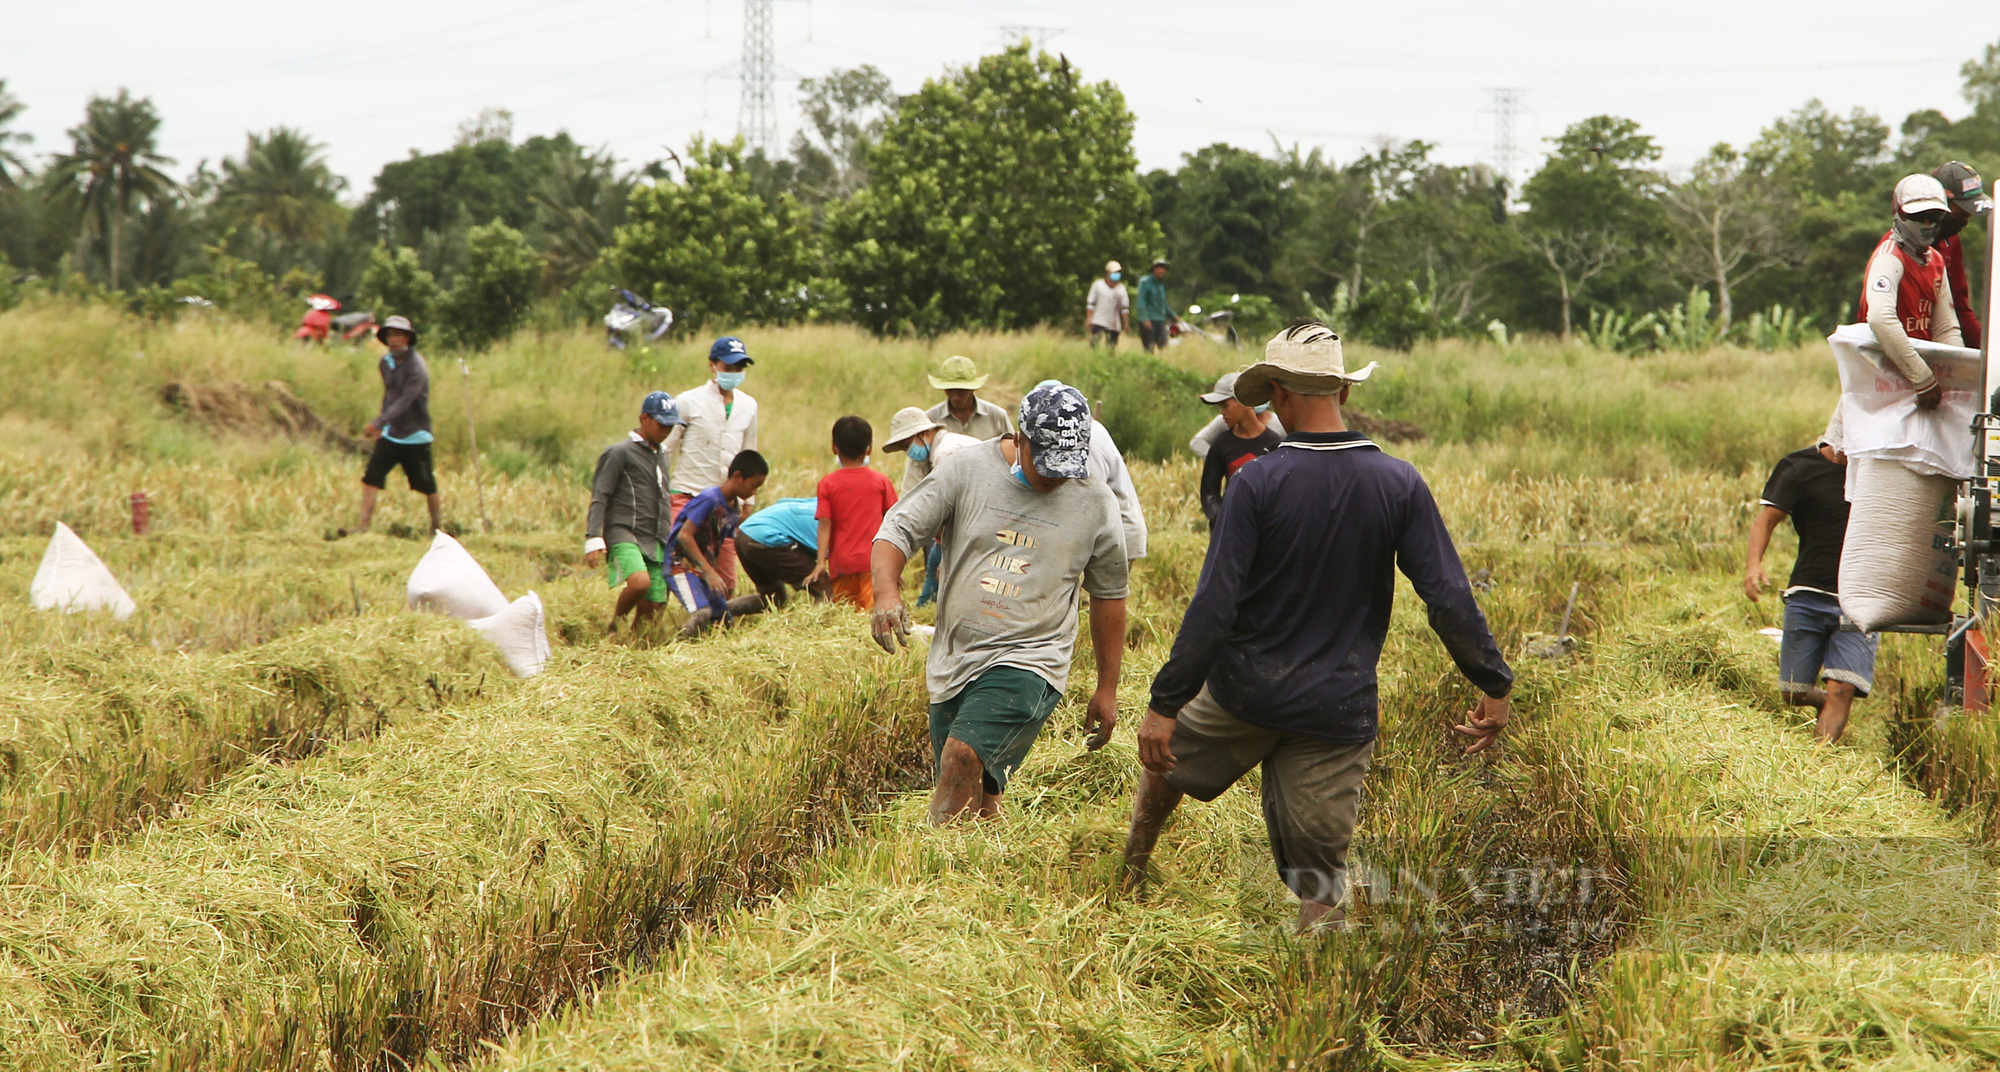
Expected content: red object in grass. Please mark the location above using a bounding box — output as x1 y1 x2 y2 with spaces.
295 308 333 342
130 491 151 535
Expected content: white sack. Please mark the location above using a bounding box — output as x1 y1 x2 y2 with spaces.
406 531 509 620
468 592 551 677
1829 323 1980 480
29 522 136 620
1837 456 1958 631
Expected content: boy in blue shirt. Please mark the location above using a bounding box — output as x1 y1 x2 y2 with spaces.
668 450 769 637
736 496 830 609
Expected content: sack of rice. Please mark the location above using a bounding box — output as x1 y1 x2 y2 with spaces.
1837 456 1957 630
30 522 136 620
406 531 509 620
468 592 551 677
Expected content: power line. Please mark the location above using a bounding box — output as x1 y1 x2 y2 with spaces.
995 25 1063 50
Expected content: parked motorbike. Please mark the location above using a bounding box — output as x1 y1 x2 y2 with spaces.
1181 302 1240 348
333 310 379 343
295 294 341 343
605 288 673 350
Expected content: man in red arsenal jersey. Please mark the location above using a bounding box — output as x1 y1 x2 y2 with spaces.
1931 161 1991 350
1859 173 1964 412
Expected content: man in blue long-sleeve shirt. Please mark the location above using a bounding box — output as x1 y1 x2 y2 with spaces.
1122 321 1514 932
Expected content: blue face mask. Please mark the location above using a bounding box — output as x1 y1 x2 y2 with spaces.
715 369 747 391
1109 272 1122 282
907 443 931 463
1254 403 1271 415
1010 462 1032 489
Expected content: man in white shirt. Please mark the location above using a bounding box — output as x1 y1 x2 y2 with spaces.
1085 260 1130 348
664 335 759 593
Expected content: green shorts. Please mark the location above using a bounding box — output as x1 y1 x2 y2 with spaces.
606 541 667 603
929 666 1063 795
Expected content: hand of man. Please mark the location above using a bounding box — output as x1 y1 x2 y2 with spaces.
362 423 382 441
870 597 912 653
1084 688 1118 751
1137 709 1177 773
702 568 725 594
1454 694 1511 754
1917 382 1944 411
584 549 605 570
1743 564 1768 602
803 561 827 587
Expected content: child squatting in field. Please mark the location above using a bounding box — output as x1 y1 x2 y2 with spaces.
583 391 685 636
668 449 770 638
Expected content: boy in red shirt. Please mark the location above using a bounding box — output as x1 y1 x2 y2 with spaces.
807 415 898 608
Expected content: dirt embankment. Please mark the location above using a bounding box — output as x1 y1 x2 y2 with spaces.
161 381 366 454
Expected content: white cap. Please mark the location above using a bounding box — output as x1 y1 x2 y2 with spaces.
883 405 942 450
1892 173 1951 216
1105 260 1122 274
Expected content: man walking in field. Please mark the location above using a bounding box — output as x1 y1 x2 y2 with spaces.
666 336 759 594
872 381 1129 824
926 356 1014 441
1744 426 1874 743
1122 321 1514 933
1085 260 1130 348
1135 258 1174 353
584 391 684 635
1929 161 1989 349
342 315 440 536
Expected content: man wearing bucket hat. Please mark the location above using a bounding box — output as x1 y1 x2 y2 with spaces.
341 315 440 536
1931 161 1991 349
883 406 985 605
1123 321 1514 932
872 381 1130 824
1085 260 1130 348
1857 174 1965 413
664 335 759 593
926 356 1014 442
584 391 685 635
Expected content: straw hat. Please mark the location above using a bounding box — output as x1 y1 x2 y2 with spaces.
928 355 988 390
1232 322 1378 406
883 406 942 450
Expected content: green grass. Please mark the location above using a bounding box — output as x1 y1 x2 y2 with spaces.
4 296 1996 1070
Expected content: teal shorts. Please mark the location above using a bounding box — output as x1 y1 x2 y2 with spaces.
606 542 667 603
929 666 1063 795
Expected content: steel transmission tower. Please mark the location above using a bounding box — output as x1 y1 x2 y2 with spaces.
997 24 1063 50
739 0 778 155
1484 87 1526 189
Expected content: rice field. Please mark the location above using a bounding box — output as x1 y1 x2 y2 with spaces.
3 298 1997 1069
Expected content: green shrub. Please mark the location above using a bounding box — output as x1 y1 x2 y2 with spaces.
355 244 442 337
438 219 543 350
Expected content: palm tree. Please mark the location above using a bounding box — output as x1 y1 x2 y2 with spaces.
48 89 177 289
217 127 345 245
0 80 32 188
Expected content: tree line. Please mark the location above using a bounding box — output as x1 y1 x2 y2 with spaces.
1 41 1997 351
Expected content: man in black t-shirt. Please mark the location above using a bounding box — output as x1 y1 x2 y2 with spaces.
1197 372 1285 528
1744 437 1877 743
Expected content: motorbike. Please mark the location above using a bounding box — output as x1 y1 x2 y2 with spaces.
295 294 341 343
1180 302 1240 348
333 310 379 343
605 288 673 350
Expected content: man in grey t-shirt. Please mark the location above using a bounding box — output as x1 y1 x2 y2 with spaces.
872 381 1130 823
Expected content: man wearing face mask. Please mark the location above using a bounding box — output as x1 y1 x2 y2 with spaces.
1085 260 1130 348
1858 174 1963 413
871 382 1129 824
665 336 760 594
1931 161 1991 350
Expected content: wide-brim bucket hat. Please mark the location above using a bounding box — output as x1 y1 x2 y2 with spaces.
884 406 942 450
376 314 418 345
1232 322 1378 407
928 355 988 390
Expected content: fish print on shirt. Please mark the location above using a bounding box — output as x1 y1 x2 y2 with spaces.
977 527 1034 604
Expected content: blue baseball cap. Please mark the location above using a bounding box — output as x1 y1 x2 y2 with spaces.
640 390 685 426
1018 380 1092 480
708 336 753 366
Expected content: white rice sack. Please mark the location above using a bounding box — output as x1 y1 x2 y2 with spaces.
406 531 509 620
1829 323 1980 479
30 522 136 620
468 592 551 677
1838 456 1958 630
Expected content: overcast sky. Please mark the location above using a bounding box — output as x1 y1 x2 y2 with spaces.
9 0 1999 195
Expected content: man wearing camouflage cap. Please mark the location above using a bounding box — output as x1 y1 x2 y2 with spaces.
871 381 1129 824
